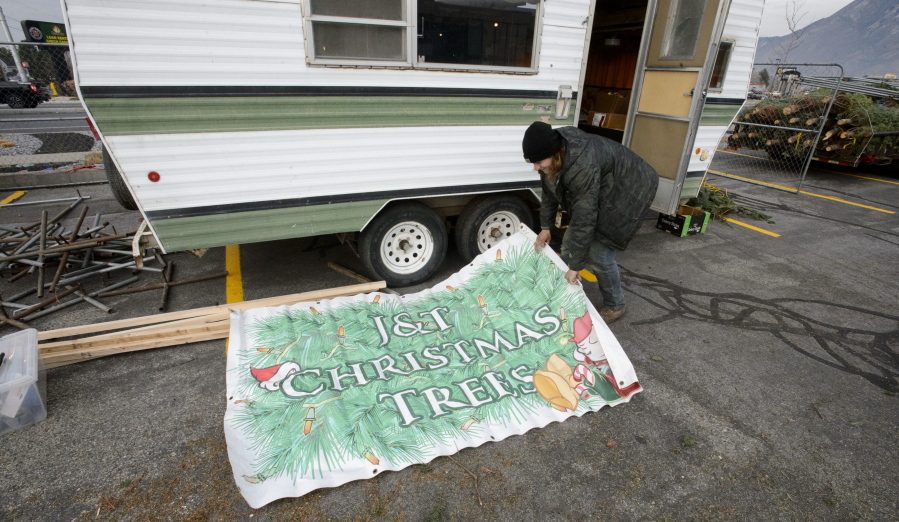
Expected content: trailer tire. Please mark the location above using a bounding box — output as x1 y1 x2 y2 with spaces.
360 202 447 287
102 145 138 211
455 195 534 262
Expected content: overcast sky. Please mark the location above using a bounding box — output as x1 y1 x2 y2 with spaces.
1 0 856 42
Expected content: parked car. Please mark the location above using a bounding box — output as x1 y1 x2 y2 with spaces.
0 81 51 108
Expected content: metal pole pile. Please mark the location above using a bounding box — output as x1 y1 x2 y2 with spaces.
0 194 225 330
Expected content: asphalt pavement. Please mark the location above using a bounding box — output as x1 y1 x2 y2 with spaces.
0 162 897 520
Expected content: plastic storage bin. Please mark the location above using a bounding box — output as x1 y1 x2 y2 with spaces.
0 329 46 436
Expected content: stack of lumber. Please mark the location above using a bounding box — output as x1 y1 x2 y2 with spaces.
38 281 384 369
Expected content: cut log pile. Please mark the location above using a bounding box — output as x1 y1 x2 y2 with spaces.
727 89 899 164
37 281 384 369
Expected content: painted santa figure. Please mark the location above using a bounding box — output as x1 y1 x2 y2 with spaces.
568 311 639 401
250 362 300 391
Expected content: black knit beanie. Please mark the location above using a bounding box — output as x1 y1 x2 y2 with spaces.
522 121 562 163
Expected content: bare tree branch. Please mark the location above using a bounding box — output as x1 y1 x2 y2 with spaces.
773 0 809 63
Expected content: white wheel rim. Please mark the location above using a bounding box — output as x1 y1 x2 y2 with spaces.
476 211 521 252
380 221 435 275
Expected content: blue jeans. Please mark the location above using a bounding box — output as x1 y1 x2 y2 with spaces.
561 238 626 311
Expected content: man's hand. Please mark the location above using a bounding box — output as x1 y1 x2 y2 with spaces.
564 269 580 285
534 229 552 252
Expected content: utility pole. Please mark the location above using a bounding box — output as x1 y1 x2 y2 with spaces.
0 7 29 82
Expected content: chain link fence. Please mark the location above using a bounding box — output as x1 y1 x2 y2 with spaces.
708 63 844 193
0 42 101 175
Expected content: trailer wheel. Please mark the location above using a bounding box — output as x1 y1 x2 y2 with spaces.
5 94 26 109
102 145 138 211
455 195 534 262
360 202 447 287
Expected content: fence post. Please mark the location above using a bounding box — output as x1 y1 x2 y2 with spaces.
0 7 28 81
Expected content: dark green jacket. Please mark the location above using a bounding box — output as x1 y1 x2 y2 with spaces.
540 127 659 271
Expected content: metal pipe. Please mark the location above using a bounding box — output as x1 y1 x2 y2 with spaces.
24 276 139 321
736 121 818 133
0 228 43 270
0 41 68 47
0 196 92 208
56 263 132 286
11 285 80 320
92 248 138 256
50 205 90 293
0 234 129 263
82 214 102 269
98 271 228 298
0 180 108 191
37 211 47 298
70 284 112 314
7 266 31 284
14 258 45 268
92 260 163 273
797 65 844 192
0 315 31 331
159 262 175 311
56 262 105 280
78 223 110 238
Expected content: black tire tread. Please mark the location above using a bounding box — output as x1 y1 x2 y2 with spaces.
455 194 534 261
359 202 448 287
102 145 138 211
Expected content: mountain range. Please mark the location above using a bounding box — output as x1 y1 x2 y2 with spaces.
754 0 899 77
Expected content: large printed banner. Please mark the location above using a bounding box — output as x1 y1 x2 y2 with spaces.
225 228 641 508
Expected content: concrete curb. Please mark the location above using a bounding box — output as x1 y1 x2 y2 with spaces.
0 107 86 116
0 168 108 189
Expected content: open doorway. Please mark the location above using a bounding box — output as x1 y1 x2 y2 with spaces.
578 0 649 143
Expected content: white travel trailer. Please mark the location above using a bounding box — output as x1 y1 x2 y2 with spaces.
62 0 765 285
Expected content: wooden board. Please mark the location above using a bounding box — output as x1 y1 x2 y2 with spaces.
38 281 385 368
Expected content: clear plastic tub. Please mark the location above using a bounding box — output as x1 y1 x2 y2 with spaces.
0 329 46 436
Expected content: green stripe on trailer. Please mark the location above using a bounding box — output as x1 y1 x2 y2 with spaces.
150 199 388 252
679 174 706 199
699 103 742 126
87 96 575 136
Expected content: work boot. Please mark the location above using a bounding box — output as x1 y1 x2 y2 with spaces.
599 307 627 324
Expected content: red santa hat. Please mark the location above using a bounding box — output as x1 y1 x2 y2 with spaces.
568 311 594 344
250 361 300 391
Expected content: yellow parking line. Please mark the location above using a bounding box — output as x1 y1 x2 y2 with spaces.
722 217 781 237
815 168 899 186
0 191 27 205
715 148 777 163
708 170 895 214
225 244 244 304
718 150 899 186
224 244 244 353
578 269 597 282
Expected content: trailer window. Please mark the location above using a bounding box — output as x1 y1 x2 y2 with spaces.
417 0 537 69
304 0 539 71
660 0 708 61
708 41 733 91
307 0 409 63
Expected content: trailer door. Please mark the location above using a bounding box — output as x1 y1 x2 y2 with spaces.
624 0 732 215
